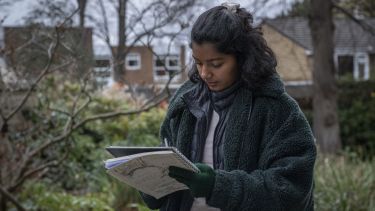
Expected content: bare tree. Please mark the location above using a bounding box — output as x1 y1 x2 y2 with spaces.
90 0 196 85
0 0 200 209
338 0 375 17
114 0 127 84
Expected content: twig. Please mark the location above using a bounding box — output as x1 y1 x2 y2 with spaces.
10 152 68 192
74 89 169 129
4 8 80 122
4 36 59 122
333 2 375 37
5 8 80 190
0 185 26 211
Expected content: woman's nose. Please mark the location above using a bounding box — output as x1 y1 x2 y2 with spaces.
200 65 212 80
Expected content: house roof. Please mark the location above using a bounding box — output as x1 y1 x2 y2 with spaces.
263 17 375 53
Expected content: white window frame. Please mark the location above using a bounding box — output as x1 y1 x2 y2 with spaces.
125 53 141 70
153 55 181 83
334 52 370 80
354 52 369 80
166 55 179 69
94 59 111 72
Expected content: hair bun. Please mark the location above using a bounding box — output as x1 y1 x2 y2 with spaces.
221 2 240 13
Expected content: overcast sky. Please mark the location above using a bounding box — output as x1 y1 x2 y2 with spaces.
1 0 296 24
1 0 297 55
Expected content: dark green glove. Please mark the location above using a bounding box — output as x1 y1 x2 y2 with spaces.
168 163 216 198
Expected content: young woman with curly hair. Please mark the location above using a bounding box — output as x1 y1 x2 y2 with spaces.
141 3 316 211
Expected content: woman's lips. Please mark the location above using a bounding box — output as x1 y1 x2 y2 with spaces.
206 81 218 86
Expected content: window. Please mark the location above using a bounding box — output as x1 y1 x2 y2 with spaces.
153 55 181 82
338 55 354 80
154 56 167 77
155 58 165 67
93 59 111 88
94 59 111 75
125 53 141 70
96 75 111 88
354 53 369 80
95 59 110 68
336 53 370 81
167 56 179 68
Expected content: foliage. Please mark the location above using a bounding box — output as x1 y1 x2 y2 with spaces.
279 0 375 18
14 78 375 210
279 0 310 18
14 77 167 209
337 0 375 17
15 182 114 211
314 152 375 211
302 81 375 156
125 108 166 146
111 182 145 210
52 106 165 207
337 81 375 157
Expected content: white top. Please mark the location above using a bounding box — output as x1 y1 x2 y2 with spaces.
190 111 220 211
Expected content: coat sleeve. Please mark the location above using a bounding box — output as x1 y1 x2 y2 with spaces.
139 192 167 210
206 105 317 211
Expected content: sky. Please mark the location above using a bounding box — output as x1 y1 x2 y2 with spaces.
1 0 296 24
0 0 297 56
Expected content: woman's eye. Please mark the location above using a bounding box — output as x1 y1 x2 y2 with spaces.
211 63 222 68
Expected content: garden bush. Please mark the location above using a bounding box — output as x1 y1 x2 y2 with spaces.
302 81 375 157
314 152 375 211
16 182 114 211
338 81 375 157
15 83 166 210
14 78 374 210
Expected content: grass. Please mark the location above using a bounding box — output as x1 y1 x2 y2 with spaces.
314 152 375 211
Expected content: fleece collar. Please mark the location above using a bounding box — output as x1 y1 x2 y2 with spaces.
252 74 285 98
167 74 285 118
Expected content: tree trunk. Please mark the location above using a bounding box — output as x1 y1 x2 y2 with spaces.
309 0 342 153
0 196 6 211
114 0 127 84
77 0 87 28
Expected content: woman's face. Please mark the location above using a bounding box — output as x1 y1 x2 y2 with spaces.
192 42 238 91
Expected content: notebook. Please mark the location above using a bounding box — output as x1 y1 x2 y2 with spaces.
105 146 198 199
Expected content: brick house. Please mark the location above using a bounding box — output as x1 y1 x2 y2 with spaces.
262 17 375 98
2 26 94 85
94 45 187 88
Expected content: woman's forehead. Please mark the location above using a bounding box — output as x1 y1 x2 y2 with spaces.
191 42 226 60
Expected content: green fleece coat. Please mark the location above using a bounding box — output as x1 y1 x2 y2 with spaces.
142 76 317 211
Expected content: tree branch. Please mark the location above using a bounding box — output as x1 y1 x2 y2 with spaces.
0 185 26 211
3 8 80 192
333 2 375 36
4 8 80 122
10 152 68 192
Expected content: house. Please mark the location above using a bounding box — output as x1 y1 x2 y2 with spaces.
262 17 375 99
2 26 94 85
93 45 187 89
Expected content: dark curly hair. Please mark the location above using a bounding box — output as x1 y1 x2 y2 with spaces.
188 5 277 89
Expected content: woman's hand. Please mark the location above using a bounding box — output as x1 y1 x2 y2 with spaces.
168 163 216 198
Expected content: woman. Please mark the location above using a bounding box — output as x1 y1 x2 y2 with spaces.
141 2 316 211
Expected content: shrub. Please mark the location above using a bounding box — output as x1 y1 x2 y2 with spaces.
16 182 114 211
302 81 375 156
337 81 375 156
314 152 375 211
